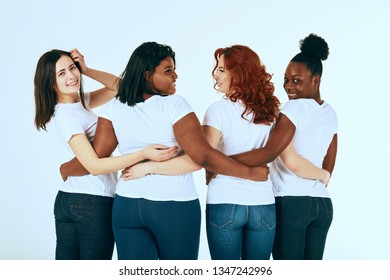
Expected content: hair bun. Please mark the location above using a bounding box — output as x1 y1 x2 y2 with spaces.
299 33 329 61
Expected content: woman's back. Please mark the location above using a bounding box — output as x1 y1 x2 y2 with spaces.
203 98 274 206
101 94 198 201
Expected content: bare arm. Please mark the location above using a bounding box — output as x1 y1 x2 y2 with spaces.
121 154 201 180
120 121 226 179
60 117 177 178
279 141 330 184
230 113 296 166
70 49 119 109
322 134 338 175
172 113 268 181
60 117 119 179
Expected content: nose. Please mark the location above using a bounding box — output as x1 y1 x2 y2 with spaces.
66 70 77 80
284 81 292 91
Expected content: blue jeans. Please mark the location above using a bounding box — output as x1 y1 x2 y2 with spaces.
206 203 276 260
54 191 114 260
272 196 333 260
112 195 201 260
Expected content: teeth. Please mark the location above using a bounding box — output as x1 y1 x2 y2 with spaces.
67 81 78 86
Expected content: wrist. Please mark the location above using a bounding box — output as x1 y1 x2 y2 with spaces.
321 170 330 184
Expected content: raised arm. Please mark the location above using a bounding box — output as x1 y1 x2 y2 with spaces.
279 141 330 184
172 112 268 181
70 49 119 109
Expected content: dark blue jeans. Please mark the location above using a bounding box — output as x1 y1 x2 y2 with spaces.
54 191 114 260
206 203 276 260
112 195 201 260
272 196 333 260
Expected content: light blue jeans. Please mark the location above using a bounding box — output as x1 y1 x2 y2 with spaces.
206 203 276 260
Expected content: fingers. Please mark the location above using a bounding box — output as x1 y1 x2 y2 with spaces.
149 144 178 150
155 146 178 161
69 48 85 64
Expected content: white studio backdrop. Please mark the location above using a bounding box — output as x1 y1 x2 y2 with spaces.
0 0 389 260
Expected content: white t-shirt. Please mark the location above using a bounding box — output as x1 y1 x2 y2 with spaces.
271 99 338 198
202 98 275 206
53 93 117 197
99 94 198 202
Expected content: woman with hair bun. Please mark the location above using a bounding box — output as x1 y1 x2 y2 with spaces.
229 34 338 259
271 34 338 260
122 44 331 260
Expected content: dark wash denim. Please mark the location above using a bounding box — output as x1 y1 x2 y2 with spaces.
112 195 201 260
54 191 114 260
206 203 276 260
272 196 333 260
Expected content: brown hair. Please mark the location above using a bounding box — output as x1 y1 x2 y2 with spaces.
34 50 86 131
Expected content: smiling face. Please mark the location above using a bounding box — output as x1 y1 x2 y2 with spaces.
283 61 321 103
213 54 232 95
148 56 178 95
55 55 81 103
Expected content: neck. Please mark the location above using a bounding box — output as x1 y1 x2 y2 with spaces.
57 92 79 104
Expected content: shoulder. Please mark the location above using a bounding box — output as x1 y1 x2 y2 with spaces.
282 99 317 113
160 94 192 110
322 101 337 114
162 94 187 104
53 104 78 120
206 98 231 111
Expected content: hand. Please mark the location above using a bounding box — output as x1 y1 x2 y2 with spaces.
321 170 331 186
142 144 178 162
205 170 217 185
249 165 270 181
69 48 88 74
121 162 150 181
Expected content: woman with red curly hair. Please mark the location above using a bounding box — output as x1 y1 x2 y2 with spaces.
121 45 328 260
200 45 279 260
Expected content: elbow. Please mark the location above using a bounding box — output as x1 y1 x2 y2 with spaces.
283 158 299 173
189 153 211 167
189 156 206 167
89 168 105 176
186 148 209 167
85 165 103 176
192 164 202 172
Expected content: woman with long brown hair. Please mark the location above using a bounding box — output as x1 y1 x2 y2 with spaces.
34 49 176 259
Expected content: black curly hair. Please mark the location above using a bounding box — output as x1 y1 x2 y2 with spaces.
291 33 329 77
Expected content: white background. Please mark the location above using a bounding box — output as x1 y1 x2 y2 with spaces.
1 0 389 260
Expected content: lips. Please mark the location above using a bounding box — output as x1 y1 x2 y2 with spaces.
67 79 79 87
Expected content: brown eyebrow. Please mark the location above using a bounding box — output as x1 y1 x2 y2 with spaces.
56 63 76 75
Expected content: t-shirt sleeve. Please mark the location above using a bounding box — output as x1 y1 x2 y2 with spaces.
166 95 194 125
97 99 115 121
202 102 223 133
331 108 338 135
56 112 85 144
280 100 305 128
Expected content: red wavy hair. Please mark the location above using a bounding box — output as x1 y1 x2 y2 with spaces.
213 45 280 125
